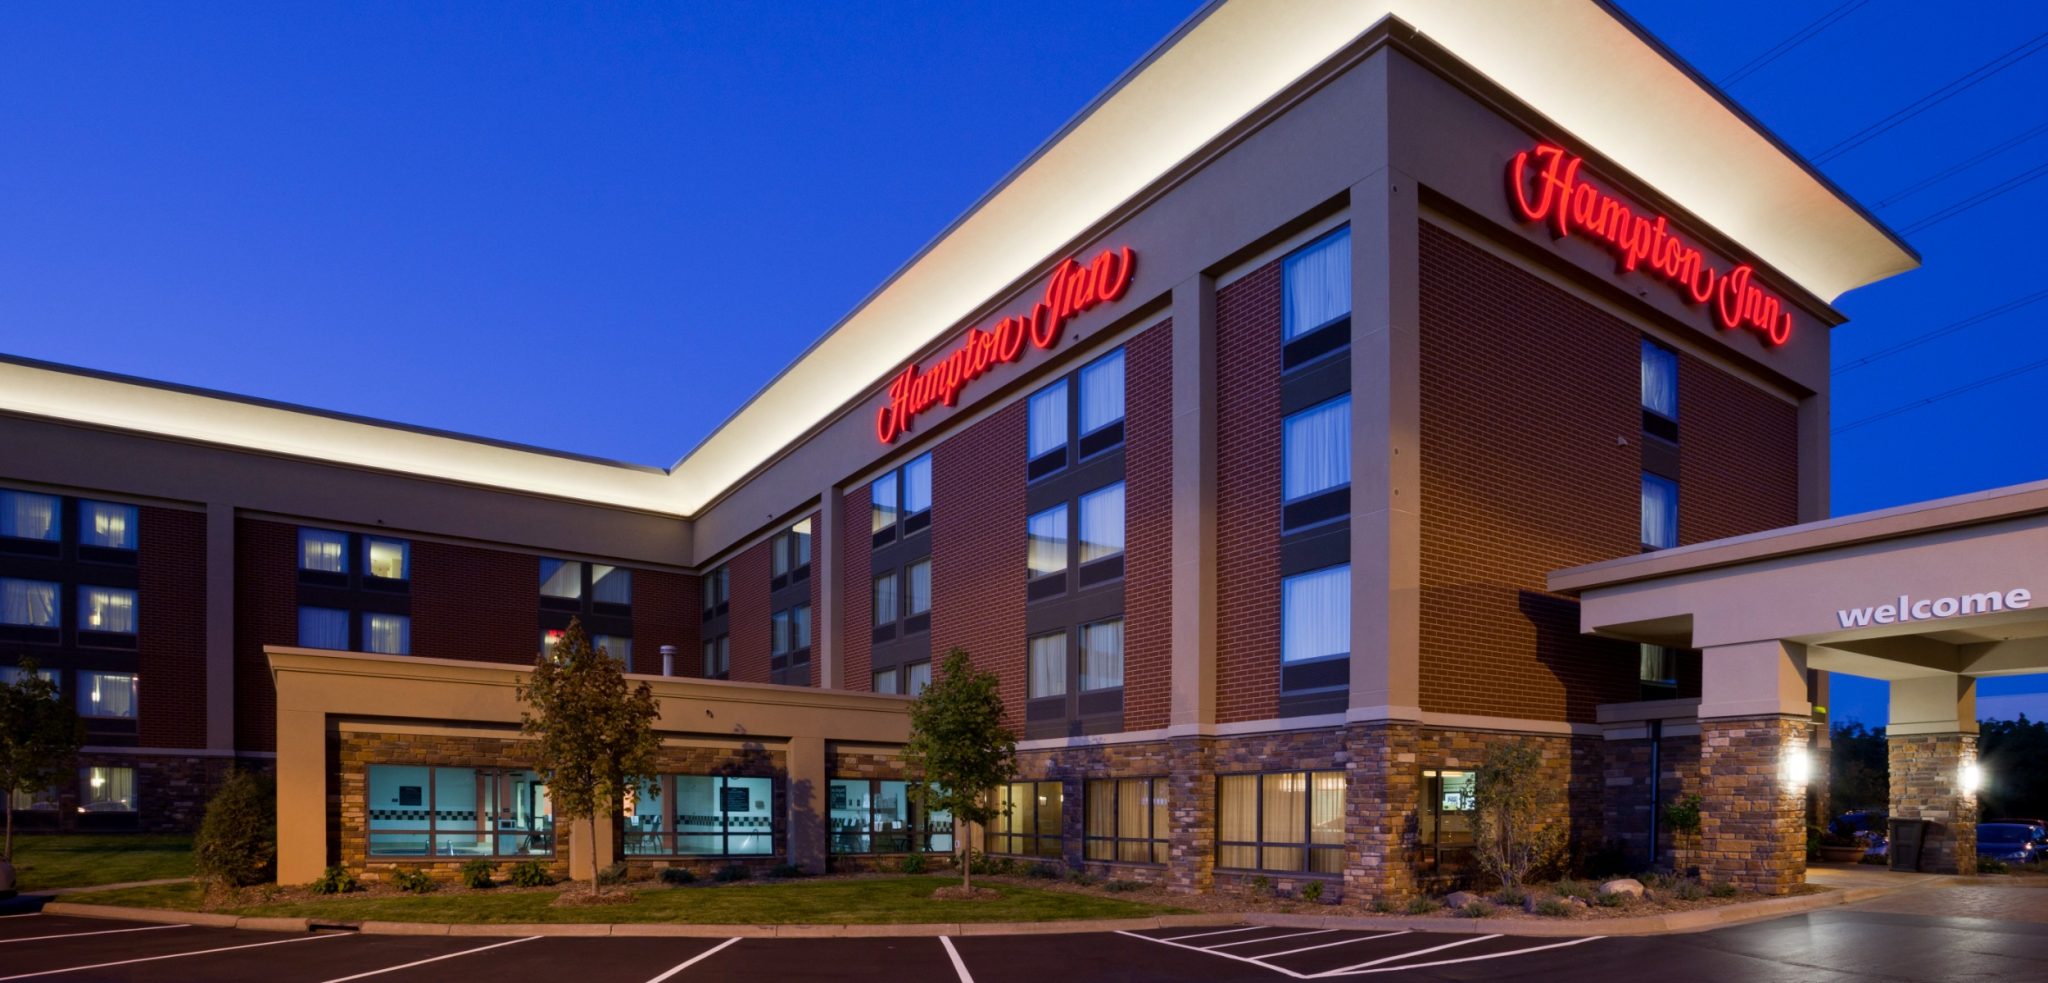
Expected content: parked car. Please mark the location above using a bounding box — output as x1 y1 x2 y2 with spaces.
1832 811 1889 858
1976 823 2041 864
1986 819 2048 846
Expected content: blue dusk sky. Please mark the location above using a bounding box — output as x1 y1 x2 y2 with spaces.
2 2 2042 726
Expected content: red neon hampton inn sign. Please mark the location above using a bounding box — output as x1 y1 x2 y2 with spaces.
1508 143 1795 346
875 246 1136 444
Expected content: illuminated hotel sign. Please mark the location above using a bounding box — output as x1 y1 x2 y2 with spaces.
1507 143 1794 347
875 246 1136 444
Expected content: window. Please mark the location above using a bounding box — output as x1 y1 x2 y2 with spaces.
1080 619 1124 692
1283 228 1351 340
1421 769 1477 869
79 501 138 550
1281 565 1349 664
1641 339 1678 420
773 520 812 578
905 559 932 616
1027 506 1068 578
703 567 729 614
1085 777 1167 864
1028 632 1067 698
365 538 409 580
0 665 58 689
299 528 348 573
773 605 812 657
989 781 1063 857
703 635 730 678
829 778 951 854
772 610 792 656
1641 474 1678 549
1028 380 1068 460
903 454 933 516
363 613 410 655
80 766 135 813
592 565 632 605
366 765 552 858
1283 396 1351 503
905 660 932 697
873 573 898 626
299 607 348 649
78 587 137 635
1217 771 1344 873
78 671 137 718
594 634 632 665
1077 483 1125 562
871 472 900 533
872 669 899 694
625 775 774 857
1079 348 1126 436
1 490 60 542
1 578 60 628
1640 643 1678 690
538 558 581 599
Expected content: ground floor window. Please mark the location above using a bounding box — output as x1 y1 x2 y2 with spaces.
1084 777 1166 864
79 766 135 812
988 781 1063 857
828 779 952 854
625 775 774 857
1420 769 1477 869
365 765 552 858
1217 771 1343 873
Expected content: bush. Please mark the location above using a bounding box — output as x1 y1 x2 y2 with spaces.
1710 881 1739 899
194 770 277 888
1065 870 1097 887
767 863 806 879
309 866 359 895
1370 897 1400 914
1595 889 1629 908
1535 898 1575 917
1246 874 1275 897
596 862 629 887
658 867 697 886
458 860 496 889
1299 881 1325 904
1494 883 1526 907
1404 896 1441 915
1104 880 1144 893
1026 862 1061 880
1979 857 2011 875
1552 878 1592 901
1662 794 1703 837
507 861 552 888
1672 879 1707 901
1460 899 1496 918
968 855 1015 876
713 863 750 883
390 868 436 894
898 853 929 875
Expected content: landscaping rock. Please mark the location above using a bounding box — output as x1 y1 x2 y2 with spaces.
1443 891 1479 909
1598 878 1645 899
1569 896 1590 908
1523 894 1542 914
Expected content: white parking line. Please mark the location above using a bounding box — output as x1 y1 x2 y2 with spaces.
1116 929 1311 978
644 937 742 982
1262 930 1411 959
1208 929 1336 949
1313 934 1500 975
1317 936 1605 976
940 936 976 983
0 930 343 981
0 914 45 919
1161 925 1268 942
0 923 186 945
318 935 539 983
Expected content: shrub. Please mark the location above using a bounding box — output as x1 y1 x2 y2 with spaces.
1473 740 1566 896
1405 896 1441 915
898 853 929 875
713 863 750 883
659 867 696 886
193 770 277 888
1104 880 1144 893
1246 874 1274 897
1595 889 1629 908
390 868 436 894
1494 883 1526 907
596 862 630 886
507 861 552 888
1710 881 1739 899
1370 897 1400 914
1535 898 1575 917
1065 870 1097 887
1979 857 2011 875
1299 881 1325 904
1460 899 1496 918
767 863 806 879
1673 879 1707 902
456 859 496 889
1552 878 1592 901
309 866 359 895
1662 794 1703 837
1026 861 1061 880
968 854 1015 876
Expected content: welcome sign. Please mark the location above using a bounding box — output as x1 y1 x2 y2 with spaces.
1836 587 2032 629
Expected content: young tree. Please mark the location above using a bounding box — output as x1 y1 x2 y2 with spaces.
517 619 661 897
905 648 1016 893
1473 739 1565 895
1 658 82 882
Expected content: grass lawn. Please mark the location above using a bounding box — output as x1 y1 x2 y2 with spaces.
5 834 193 891
69 875 1188 924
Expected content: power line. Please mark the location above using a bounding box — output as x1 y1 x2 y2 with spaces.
1834 286 2048 374
1719 0 1871 88
1876 119 2048 208
1834 350 2048 434
1811 29 2048 164
1899 156 2048 234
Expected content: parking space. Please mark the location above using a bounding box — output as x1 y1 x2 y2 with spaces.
1109 924 1606 979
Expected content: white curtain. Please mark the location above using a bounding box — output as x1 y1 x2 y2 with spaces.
1 578 58 627
298 606 348 649
1282 564 1350 663
1218 775 1258 869
1079 348 1126 434
1641 339 1678 419
1078 482 1125 562
870 472 899 532
905 660 931 696
793 605 811 650
1080 619 1124 691
80 502 137 549
873 573 898 625
1028 380 1068 458
0 491 58 541
907 560 931 615
1028 633 1067 698
903 455 932 514
1641 474 1679 548
1027 506 1067 576
366 538 408 579
872 669 899 694
300 528 348 572
1283 396 1351 501
1283 228 1351 339
81 672 137 718
595 635 632 664
771 610 791 655
1640 643 1676 685
538 558 582 598
80 587 137 633
364 613 410 655
592 565 632 605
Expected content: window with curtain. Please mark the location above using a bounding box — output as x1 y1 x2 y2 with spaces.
1085 777 1167 864
792 605 811 651
1028 632 1067 698
905 559 932 616
772 610 791 655
1641 339 1678 420
0 665 58 689
81 766 135 812
594 634 632 664
1 578 60 628
1640 643 1678 687
1028 379 1069 459
298 606 348 649
363 613 410 655
1641 474 1679 549
703 568 729 613
905 660 932 697
78 501 137 549
790 518 813 568
78 671 137 718
365 538 409 580
903 454 933 514
1078 482 1125 562
703 635 730 677
1216 770 1345 873
1027 505 1068 577
1080 618 1124 691
624 774 774 857
1282 396 1351 502
1079 348 1126 436
538 558 581 598
1282 565 1350 664
0 490 59 541
1283 228 1352 340
366 765 552 857
871 472 900 532
591 565 632 605
79 586 137 634
988 781 1063 856
872 669 899 694
873 573 898 626
299 528 348 573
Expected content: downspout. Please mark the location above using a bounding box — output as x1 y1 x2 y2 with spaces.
1649 718 1663 867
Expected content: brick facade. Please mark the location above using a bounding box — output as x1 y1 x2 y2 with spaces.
412 539 539 666
1121 319 1174 732
727 539 772 684
840 487 873 690
137 506 208 749
930 400 1028 728
232 518 299 752
1214 260 1284 724
1888 732 1978 874
631 569 699 677
1677 352 1801 545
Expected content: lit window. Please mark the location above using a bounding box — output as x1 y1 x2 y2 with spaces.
1281 565 1349 664
79 587 137 634
906 559 932 616
903 455 933 515
1028 380 1068 459
791 518 813 568
1028 632 1067 698
872 669 899 694
873 573 898 626
905 660 932 697
1283 396 1351 502
829 778 953 855
1085 777 1167 864
989 781 1063 857
627 775 775 857
299 607 348 649
1421 770 1478 867
871 472 900 533
540 629 563 660
539 558 582 599
1640 644 1678 688
1642 474 1679 549
595 634 632 665
365 538 409 580
0 490 60 541
1079 348 1126 436
363 613 410 655
79 501 138 549
1642 339 1678 420
81 766 135 813
78 671 137 719
1218 771 1345 873
1283 228 1351 340
1080 618 1124 691
1027 506 1067 577
367 765 552 858
299 528 348 573
0 578 60 628
592 565 632 605
0 665 58 690
1077 483 1125 562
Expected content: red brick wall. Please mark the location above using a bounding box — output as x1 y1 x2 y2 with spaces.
1214 261 1284 724
631 569 699 677
412 540 538 665
931 400 1027 729
728 540 771 683
232 518 298 751
1122 319 1174 731
1678 354 1800 545
840 487 872 690
137 506 207 748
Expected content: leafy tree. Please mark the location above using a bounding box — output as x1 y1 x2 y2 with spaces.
1473 739 1565 895
905 648 1016 892
1828 721 1889 818
194 769 277 887
517 619 661 896
1 658 81 865
1980 715 2048 820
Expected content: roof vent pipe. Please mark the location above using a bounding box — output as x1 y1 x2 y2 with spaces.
659 645 677 677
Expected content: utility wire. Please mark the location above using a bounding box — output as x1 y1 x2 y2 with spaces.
1811 29 2048 164
1834 286 2048 374
1877 119 2048 208
1899 156 2048 234
1834 350 2048 434
1719 0 1872 88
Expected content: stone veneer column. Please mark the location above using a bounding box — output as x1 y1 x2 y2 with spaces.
787 736 828 873
1166 737 1216 894
1888 674 1978 874
1344 721 1420 902
1697 715 1811 894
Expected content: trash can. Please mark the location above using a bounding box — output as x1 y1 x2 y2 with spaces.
1890 818 1931 872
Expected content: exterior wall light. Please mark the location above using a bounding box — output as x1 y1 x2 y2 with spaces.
1961 761 1982 795
1783 746 1811 789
